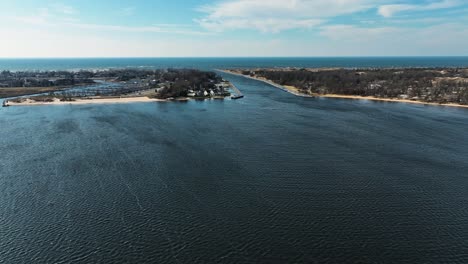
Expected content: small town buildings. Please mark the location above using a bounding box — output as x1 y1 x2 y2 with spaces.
187 90 196 97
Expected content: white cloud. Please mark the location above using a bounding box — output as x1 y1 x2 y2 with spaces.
52 3 77 15
318 23 468 55
119 7 136 16
14 15 49 25
320 25 399 41
199 0 376 18
3 0 467 57
197 0 377 33
0 27 294 57
378 0 460 17
65 22 211 35
11 5 78 26
12 7 49 25
38 8 50 17
7 6 209 36
378 4 414 17
197 18 323 33
1 22 467 57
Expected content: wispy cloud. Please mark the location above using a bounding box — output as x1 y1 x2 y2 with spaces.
52 3 77 15
119 7 136 16
2 22 467 57
196 0 376 33
13 7 50 25
3 0 468 57
14 15 49 25
197 18 323 33
378 0 461 18
12 4 79 26
65 22 212 35
197 0 465 32
320 25 400 41
318 22 468 55
9 13 210 36
7 3 210 36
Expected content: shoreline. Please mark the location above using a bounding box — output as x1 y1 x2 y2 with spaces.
4 95 230 107
5 96 167 106
219 69 468 109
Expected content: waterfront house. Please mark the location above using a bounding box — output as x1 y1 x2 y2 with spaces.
187 90 196 97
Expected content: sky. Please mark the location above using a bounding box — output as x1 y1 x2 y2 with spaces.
0 0 467 57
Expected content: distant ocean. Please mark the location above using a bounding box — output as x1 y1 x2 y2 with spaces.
0 57 468 71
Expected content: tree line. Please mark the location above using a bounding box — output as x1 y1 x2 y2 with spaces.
248 68 468 105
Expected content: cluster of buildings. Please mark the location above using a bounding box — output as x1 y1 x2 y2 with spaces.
187 82 231 97
0 69 236 100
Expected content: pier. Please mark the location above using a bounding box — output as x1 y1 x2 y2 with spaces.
229 82 244 100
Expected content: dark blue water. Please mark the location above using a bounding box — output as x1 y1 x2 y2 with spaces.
1 60 468 263
1 57 468 71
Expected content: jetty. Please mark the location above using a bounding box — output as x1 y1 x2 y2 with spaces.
229 82 244 100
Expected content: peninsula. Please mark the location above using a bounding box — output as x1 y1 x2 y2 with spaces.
222 68 468 108
1 69 232 106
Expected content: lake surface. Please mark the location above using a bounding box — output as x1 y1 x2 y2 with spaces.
1 59 468 263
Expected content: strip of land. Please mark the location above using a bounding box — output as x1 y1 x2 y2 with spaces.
5 96 166 106
220 68 468 109
2 69 234 107
309 94 468 108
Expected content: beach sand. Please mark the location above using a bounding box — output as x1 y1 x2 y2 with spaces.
314 94 468 108
6 97 167 106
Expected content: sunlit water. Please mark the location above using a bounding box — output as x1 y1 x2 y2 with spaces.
1 60 468 263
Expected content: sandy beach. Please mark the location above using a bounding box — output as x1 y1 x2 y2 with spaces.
219 69 468 109
5 96 167 106
313 94 468 108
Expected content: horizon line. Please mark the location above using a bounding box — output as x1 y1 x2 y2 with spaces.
0 56 468 60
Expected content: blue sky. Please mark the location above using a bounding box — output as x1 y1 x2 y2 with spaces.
0 0 467 57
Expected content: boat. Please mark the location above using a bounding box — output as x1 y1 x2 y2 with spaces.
229 82 244 100
231 94 244 100
2 100 8 107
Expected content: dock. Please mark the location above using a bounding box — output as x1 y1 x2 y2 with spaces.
229 82 244 100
